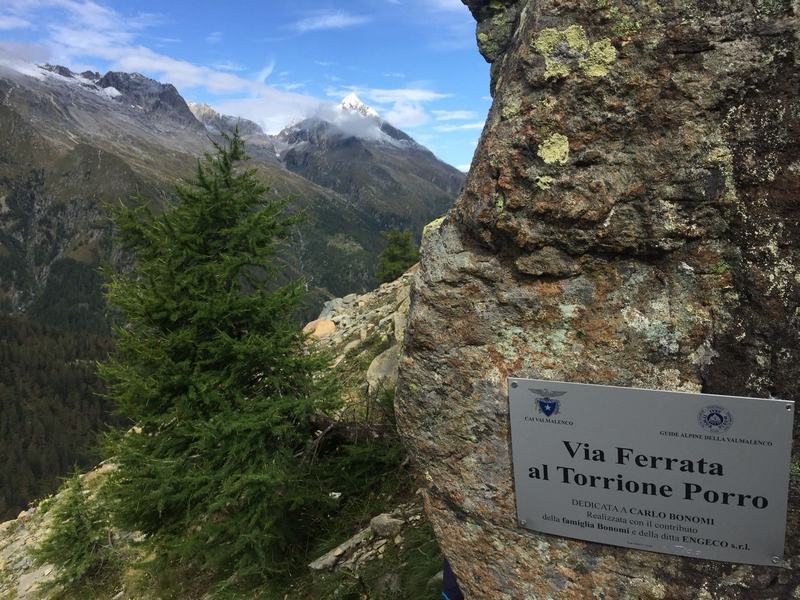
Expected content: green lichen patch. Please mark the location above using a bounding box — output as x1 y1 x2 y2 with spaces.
537 134 570 165
535 175 555 190
595 0 642 38
586 38 618 77
532 25 617 80
501 95 522 119
422 216 445 239
533 25 589 79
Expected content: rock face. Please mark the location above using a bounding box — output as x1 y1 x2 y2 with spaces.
97 71 204 129
307 269 413 415
397 1 800 598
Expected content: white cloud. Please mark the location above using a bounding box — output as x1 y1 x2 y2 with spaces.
456 163 471 172
0 41 50 63
434 121 485 132
255 59 275 83
291 10 370 33
428 0 468 11
212 93 323 135
324 85 451 128
0 15 31 29
276 82 305 91
205 31 223 44
385 101 430 127
366 87 450 103
0 0 325 130
432 109 478 121
210 60 244 72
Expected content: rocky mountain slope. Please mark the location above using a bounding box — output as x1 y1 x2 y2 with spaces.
0 61 463 321
0 268 444 600
275 94 464 236
0 58 462 522
397 0 800 598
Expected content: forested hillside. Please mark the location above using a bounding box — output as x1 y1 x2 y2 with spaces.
0 316 114 520
0 62 461 521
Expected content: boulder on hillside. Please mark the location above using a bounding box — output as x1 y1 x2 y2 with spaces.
397 1 800 598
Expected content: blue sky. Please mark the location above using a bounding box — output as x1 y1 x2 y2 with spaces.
0 0 490 170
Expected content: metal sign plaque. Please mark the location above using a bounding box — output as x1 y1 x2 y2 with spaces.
508 378 795 565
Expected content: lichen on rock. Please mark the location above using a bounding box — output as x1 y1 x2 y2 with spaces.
537 133 569 165
396 0 800 598
532 25 616 79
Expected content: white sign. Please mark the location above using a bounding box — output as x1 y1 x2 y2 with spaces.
509 378 795 565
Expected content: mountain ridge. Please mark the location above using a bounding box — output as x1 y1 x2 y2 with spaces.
0 59 464 310
0 58 463 522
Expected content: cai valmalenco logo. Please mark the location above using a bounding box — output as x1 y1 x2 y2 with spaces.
530 388 567 417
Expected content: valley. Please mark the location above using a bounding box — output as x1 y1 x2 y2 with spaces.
0 59 463 520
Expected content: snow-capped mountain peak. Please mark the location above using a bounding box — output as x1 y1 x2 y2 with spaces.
338 93 379 119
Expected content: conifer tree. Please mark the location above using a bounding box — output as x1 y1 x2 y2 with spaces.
33 471 117 592
100 132 335 588
374 230 419 284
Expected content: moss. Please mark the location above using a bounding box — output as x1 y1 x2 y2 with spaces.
494 193 505 211
533 25 616 79
537 134 570 165
791 460 800 479
713 260 730 275
535 175 555 190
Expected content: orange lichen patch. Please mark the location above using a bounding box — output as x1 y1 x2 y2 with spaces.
487 347 524 378
533 280 566 300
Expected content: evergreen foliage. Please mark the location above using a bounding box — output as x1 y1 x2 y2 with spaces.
100 131 337 590
0 315 112 520
33 471 117 592
29 258 109 335
374 230 419 284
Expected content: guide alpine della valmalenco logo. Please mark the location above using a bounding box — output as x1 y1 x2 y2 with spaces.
698 405 733 433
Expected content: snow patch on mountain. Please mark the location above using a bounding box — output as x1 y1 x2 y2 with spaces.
0 51 45 80
101 86 122 99
338 93 380 119
284 94 417 147
0 58 133 107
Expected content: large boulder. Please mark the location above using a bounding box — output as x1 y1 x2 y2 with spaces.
397 1 800 598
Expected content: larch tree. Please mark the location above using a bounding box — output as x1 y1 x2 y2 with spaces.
100 131 337 589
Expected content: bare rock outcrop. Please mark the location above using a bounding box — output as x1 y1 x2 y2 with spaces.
308 501 423 573
307 270 413 417
397 1 800 598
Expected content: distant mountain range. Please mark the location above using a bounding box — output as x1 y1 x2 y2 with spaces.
0 61 464 326
0 59 464 520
